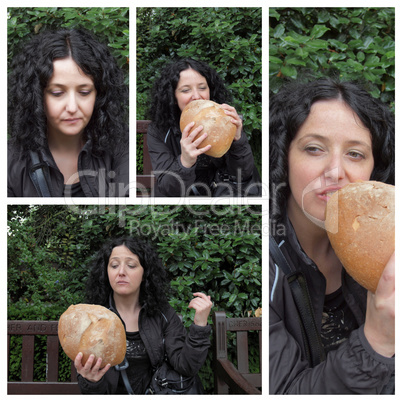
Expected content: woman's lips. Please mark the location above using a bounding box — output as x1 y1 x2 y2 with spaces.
317 186 342 202
63 118 81 124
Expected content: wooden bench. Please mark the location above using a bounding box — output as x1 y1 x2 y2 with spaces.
213 311 262 394
136 120 155 196
8 315 262 395
7 320 80 394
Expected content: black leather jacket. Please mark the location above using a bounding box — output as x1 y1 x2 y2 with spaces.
7 140 129 197
147 123 255 196
269 216 395 394
77 300 211 394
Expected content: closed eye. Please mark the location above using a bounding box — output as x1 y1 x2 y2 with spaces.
80 90 93 96
50 91 64 97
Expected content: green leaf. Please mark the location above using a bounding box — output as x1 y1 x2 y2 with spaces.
280 65 297 79
310 24 330 39
285 57 306 66
272 24 285 38
364 54 381 68
346 58 364 71
327 39 348 52
228 294 237 305
306 39 328 50
269 56 283 64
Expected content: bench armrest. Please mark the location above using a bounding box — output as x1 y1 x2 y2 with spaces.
216 358 261 395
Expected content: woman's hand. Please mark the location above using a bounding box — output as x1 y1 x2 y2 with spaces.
180 122 212 168
364 252 395 357
188 292 213 326
221 103 243 141
74 352 111 383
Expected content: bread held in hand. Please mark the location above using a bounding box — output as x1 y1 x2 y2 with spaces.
325 181 395 293
179 100 237 158
58 304 126 368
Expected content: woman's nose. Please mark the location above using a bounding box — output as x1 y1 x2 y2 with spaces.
66 93 78 113
325 153 346 184
192 89 202 100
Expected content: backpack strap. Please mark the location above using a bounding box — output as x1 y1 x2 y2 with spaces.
29 150 52 197
269 234 326 366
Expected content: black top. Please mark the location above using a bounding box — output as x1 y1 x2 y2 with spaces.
116 331 152 394
321 287 358 354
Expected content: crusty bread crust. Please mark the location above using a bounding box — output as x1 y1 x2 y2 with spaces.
179 100 237 158
58 304 126 368
325 181 395 293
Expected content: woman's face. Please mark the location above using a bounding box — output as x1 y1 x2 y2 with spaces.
44 57 96 139
175 68 210 111
107 245 144 298
287 99 375 224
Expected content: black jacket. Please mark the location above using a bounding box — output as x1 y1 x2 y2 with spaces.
7 141 129 197
77 301 211 394
147 124 255 196
269 217 395 394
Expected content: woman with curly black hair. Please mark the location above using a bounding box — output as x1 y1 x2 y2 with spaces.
76 237 212 394
269 78 395 394
146 58 258 196
8 28 129 197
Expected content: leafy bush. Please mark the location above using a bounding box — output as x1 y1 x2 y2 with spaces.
269 7 395 108
137 7 262 173
7 205 262 393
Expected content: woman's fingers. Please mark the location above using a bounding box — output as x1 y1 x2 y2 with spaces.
220 103 242 140
364 252 395 357
189 292 213 326
181 121 196 139
375 252 395 298
74 352 111 382
180 123 211 167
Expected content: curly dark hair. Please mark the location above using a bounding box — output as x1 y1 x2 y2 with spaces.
148 58 233 136
8 28 128 156
85 237 170 315
270 78 395 222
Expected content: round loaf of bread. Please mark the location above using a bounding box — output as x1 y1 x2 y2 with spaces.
325 181 395 293
58 304 126 368
179 99 237 158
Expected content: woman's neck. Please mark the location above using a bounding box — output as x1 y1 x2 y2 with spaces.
113 292 141 315
287 196 342 294
47 132 85 184
113 293 142 332
47 131 84 154
287 195 328 254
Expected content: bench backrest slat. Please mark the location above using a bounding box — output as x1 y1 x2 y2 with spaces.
236 331 249 373
136 120 154 195
47 335 60 382
21 335 35 382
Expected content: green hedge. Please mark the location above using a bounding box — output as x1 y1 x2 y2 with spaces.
269 7 395 108
7 205 262 393
137 7 262 174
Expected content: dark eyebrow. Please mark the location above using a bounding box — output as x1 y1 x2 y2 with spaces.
109 256 139 262
46 83 94 89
